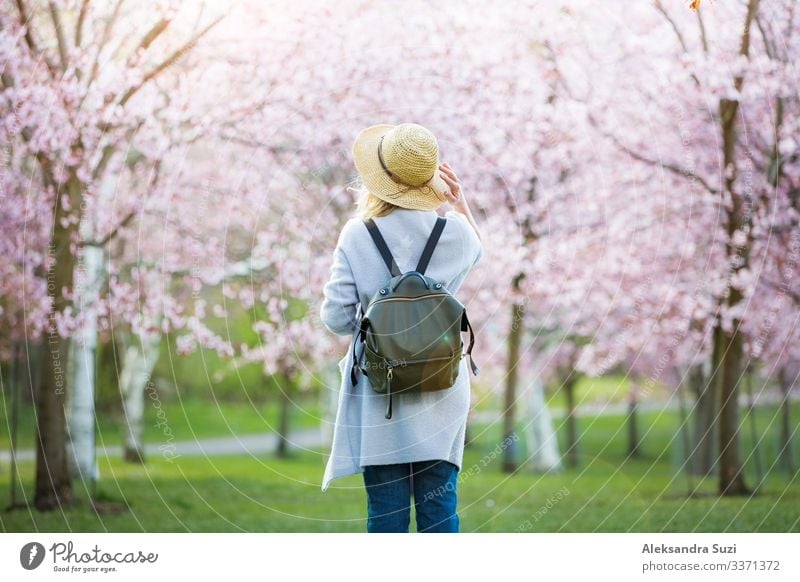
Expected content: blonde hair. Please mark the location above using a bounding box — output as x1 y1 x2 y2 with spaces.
352 183 400 220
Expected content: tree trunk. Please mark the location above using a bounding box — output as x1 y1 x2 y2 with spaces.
688 363 717 476
524 372 561 472
502 300 524 472
8 342 23 508
118 331 162 463
712 0 760 498
626 381 641 458
276 373 292 458
713 322 751 495
66 244 104 484
676 372 696 496
34 175 82 511
68 169 118 475
564 376 578 467
34 274 73 510
776 368 795 474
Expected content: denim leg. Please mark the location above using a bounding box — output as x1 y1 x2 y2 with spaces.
362 463 412 533
411 459 460 533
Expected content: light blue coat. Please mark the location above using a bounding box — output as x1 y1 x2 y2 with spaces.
319 207 483 491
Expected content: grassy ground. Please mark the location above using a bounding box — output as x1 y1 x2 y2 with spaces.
2 404 798 532
0 373 638 451
0 395 322 452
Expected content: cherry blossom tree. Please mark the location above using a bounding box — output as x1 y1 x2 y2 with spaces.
0 0 230 510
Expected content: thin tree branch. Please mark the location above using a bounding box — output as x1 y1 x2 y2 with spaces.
48 1 69 72
14 0 38 53
654 0 688 52
760 276 800 306
81 210 137 247
734 0 761 93
653 0 702 87
695 4 709 53
114 14 224 111
755 15 775 60
74 0 90 47
133 17 171 53
87 0 124 85
587 113 720 197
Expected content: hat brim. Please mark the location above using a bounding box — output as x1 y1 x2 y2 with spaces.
352 124 449 211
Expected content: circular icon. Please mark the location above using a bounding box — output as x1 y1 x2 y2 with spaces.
20 542 46 570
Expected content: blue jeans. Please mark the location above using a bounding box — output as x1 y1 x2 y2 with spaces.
362 459 460 533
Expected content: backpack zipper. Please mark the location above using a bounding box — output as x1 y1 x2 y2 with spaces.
385 366 393 419
368 292 450 306
391 352 459 366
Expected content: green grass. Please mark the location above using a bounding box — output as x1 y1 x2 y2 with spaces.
2 404 798 532
0 395 322 452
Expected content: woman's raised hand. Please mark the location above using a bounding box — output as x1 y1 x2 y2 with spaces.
439 162 467 212
438 162 481 242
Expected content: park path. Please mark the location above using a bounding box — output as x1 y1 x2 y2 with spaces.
2 392 794 463
0 426 324 463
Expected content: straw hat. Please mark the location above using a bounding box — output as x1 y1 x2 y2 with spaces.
352 123 450 211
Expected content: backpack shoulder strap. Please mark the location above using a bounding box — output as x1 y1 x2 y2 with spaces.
415 216 446 275
363 219 401 277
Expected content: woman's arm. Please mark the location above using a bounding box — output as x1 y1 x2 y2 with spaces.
439 162 481 242
320 234 360 336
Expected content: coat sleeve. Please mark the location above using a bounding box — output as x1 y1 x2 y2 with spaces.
320 234 360 336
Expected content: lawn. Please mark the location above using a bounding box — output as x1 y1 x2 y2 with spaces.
2 404 798 532
0 395 322 452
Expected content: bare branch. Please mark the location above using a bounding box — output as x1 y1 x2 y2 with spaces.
654 0 688 52
14 0 38 53
48 1 69 72
653 0 702 87
760 276 800 306
115 14 224 111
695 4 709 52
75 0 90 47
755 16 775 59
81 210 137 247
734 0 761 93
87 0 124 85
587 113 720 196
134 17 171 53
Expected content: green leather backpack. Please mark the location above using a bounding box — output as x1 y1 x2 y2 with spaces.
350 216 479 419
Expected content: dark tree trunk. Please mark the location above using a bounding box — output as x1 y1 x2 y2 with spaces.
502 299 524 473
688 364 717 476
676 375 696 496
564 376 578 468
626 382 641 458
275 373 292 458
712 0 760 497
35 176 81 511
712 322 751 496
35 319 74 510
777 369 795 474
